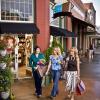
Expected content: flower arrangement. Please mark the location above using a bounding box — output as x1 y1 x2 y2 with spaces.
37 59 46 66
36 59 47 77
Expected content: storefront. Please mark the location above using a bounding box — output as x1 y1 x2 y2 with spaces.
50 1 77 51
0 0 39 79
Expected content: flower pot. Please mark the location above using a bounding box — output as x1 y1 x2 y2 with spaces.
0 63 6 69
1 91 10 100
0 50 7 56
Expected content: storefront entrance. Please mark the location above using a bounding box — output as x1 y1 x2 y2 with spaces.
16 34 33 79
0 34 34 79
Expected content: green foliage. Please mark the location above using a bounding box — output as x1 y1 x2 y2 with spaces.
0 40 7 50
45 37 64 62
45 47 53 62
0 55 12 64
0 41 13 92
0 68 13 92
51 38 64 53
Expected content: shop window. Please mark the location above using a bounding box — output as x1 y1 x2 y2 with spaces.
1 0 34 22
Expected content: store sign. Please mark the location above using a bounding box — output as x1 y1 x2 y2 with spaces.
53 4 62 13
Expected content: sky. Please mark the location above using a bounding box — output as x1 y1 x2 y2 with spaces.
82 0 100 26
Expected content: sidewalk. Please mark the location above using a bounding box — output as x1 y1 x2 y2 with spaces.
12 48 100 100
12 78 100 100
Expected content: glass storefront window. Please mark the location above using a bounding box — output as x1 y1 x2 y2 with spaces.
1 0 34 22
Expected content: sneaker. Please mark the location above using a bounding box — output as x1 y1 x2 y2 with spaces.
37 95 42 98
48 96 55 100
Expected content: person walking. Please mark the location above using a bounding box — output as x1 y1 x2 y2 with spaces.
29 46 45 98
89 43 94 61
46 47 63 99
65 47 80 100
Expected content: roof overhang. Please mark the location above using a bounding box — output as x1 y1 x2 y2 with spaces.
0 22 40 34
53 11 95 29
50 26 77 37
53 11 72 18
72 16 95 28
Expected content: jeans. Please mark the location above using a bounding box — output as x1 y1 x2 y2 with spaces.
32 69 42 95
51 70 60 97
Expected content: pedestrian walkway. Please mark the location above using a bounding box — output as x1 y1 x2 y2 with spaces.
12 78 100 100
12 48 100 100
94 47 100 54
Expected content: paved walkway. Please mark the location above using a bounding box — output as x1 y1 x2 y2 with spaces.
12 48 100 100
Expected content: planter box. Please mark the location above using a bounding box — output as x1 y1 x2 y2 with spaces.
1 91 10 100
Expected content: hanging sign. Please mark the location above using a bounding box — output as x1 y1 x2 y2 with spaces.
53 4 62 13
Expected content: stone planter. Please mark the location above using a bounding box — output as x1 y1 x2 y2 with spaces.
1 91 10 100
0 50 7 56
0 63 6 69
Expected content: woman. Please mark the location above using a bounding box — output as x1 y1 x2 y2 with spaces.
29 46 45 98
65 48 80 100
46 47 63 99
89 44 94 61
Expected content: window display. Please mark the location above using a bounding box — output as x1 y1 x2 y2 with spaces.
1 0 33 22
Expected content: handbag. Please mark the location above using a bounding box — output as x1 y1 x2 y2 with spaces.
76 80 86 95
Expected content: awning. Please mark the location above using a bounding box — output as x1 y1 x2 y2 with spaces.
0 22 39 34
72 16 95 28
53 11 95 28
53 12 72 18
50 26 77 37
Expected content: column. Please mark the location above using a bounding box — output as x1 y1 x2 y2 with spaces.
66 16 72 50
36 0 50 52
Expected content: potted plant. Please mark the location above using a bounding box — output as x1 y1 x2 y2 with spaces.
0 39 14 100
0 67 13 99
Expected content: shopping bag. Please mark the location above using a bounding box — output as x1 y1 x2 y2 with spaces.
76 80 86 95
37 66 47 77
76 85 81 95
79 80 86 91
42 75 52 87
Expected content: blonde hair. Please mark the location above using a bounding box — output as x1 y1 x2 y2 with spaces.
52 46 61 55
56 46 61 55
69 47 79 58
52 47 57 55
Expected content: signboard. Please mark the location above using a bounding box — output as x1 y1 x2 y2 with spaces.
53 4 62 13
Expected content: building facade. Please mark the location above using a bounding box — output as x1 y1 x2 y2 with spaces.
0 0 96 79
0 0 50 79
54 0 96 53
